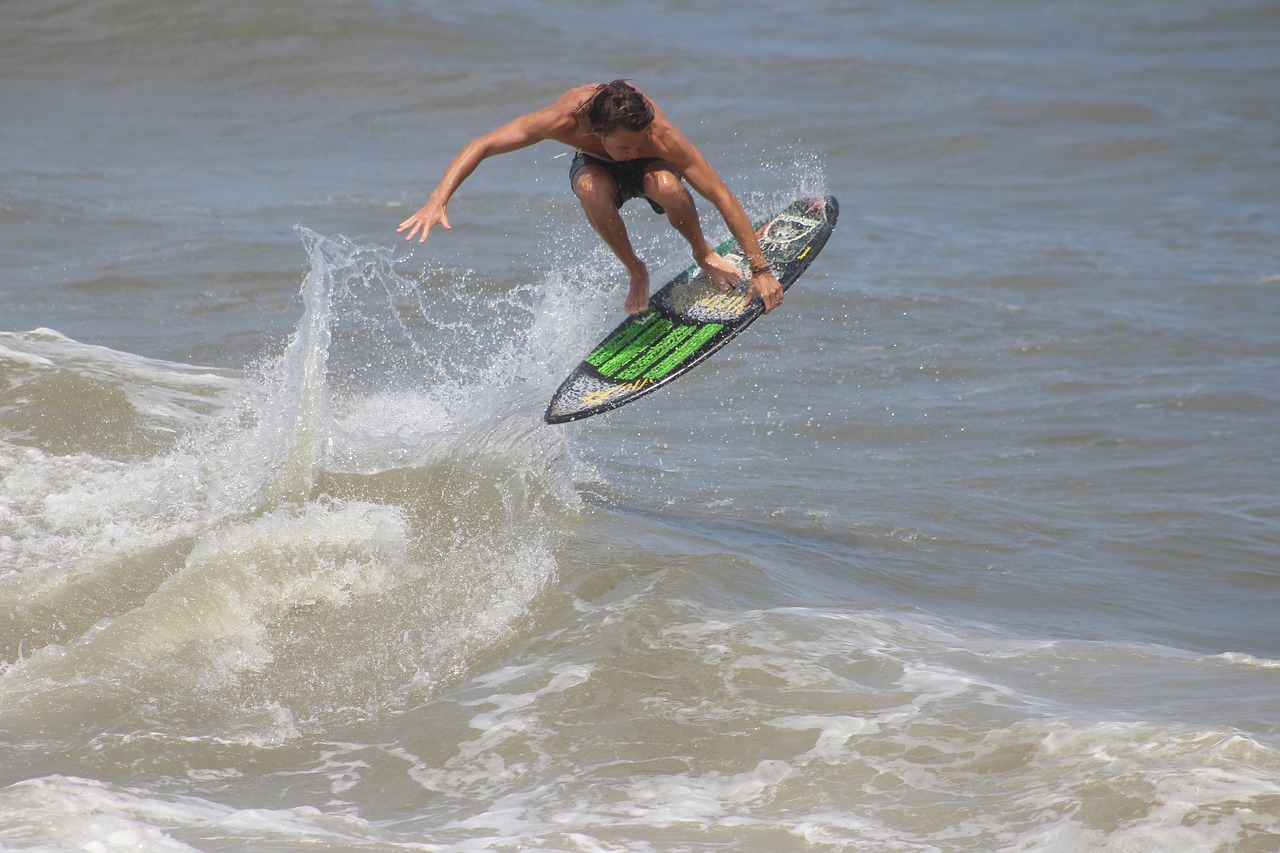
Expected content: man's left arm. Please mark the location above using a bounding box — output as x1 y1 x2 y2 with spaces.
674 151 785 313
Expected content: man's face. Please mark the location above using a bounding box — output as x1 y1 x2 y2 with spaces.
599 128 649 161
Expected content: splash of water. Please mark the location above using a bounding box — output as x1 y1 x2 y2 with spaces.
1 228 585 737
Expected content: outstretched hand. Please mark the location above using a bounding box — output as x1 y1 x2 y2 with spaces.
397 200 451 243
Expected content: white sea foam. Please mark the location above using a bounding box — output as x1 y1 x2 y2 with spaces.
2 229 571 741
380 601 1280 850
1216 651 1280 670
0 775 426 853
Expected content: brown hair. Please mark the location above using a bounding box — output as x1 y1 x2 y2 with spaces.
576 79 655 135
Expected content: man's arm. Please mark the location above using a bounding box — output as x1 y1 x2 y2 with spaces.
397 108 560 243
656 128 785 313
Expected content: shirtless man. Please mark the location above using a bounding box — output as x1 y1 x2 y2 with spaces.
398 80 784 315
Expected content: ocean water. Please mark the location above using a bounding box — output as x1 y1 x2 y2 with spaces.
3 0 1279 850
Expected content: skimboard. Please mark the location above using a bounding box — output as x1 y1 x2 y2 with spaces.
544 195 838 424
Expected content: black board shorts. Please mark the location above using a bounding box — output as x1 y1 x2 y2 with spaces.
569 152 666 215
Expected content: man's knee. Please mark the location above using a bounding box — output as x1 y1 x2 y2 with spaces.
642 166 687 206
573 166 617 208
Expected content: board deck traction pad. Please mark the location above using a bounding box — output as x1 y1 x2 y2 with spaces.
544 195 838 424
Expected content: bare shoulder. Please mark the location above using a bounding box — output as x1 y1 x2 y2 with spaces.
522 85 596 142
558 84 599 110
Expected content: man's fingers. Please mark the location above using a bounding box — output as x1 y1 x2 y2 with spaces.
398 207 450 243
747 276 784 313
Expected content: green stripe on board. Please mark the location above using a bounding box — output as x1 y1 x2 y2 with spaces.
599 317 674 377
586 321 650 369
646 323 723 380
616 325 697 381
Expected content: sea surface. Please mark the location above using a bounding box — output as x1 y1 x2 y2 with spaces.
3 1 1279 850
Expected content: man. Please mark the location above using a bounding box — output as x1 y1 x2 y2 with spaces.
398 80 784 315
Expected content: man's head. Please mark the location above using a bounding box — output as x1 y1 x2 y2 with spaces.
577 80 654 136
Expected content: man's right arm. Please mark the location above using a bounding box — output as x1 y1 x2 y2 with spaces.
397 110 556 243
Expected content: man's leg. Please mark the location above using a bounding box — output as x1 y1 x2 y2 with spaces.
572 163 651 314
642 163 744 292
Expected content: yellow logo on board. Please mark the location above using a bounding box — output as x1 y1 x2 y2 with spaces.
582 378 655 408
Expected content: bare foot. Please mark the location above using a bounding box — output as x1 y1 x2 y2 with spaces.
697 251 745 292
625 262 650 314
